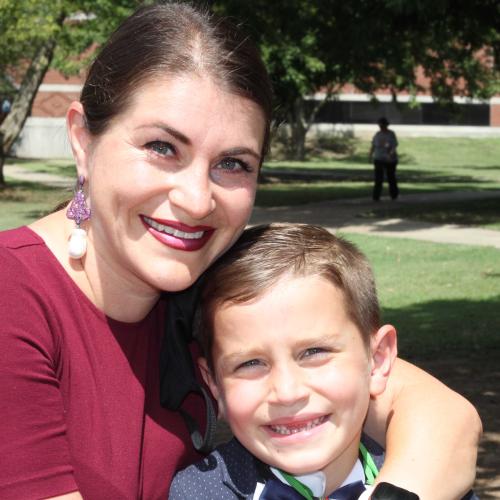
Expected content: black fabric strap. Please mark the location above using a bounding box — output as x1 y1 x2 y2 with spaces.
159 275 217 453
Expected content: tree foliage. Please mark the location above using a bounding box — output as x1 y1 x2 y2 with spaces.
0 0 498 177
213 0 499 159
0 0 140 184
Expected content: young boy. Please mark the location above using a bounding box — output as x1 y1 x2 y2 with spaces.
170 224 475 499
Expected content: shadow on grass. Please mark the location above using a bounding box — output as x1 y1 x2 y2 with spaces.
260 166 494 186
1 179 70 209
474 165 500 171
358 197 500 228
384 297 500 358
385 297 500 497
1 178 64 190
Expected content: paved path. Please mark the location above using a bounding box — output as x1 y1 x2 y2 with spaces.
4 163 74 189
250 191 500 249
5 162 500 249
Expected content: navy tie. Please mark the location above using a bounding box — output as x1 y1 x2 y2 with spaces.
330 480 366 500
259 478 306 499
259 477 366 499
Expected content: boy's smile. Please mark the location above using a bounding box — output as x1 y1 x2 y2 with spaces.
266 413 330 436
202 274 392 493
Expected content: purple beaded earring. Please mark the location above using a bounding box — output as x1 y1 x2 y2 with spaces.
66 175 91 259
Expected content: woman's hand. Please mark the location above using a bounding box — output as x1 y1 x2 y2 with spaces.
364 358 481 500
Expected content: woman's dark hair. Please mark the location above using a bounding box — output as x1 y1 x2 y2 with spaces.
80 2 273 156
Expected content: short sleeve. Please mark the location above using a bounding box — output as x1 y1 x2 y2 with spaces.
0 250 78 499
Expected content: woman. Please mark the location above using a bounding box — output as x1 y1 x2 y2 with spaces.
0 3 480 499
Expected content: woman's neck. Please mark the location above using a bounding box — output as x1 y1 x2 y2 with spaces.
30 210 161 322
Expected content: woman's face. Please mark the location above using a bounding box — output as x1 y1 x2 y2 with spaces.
78 74 265 293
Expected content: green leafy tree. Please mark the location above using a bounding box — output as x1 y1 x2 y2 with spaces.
213 0 499 160
0 0 498 180
0 0 139 184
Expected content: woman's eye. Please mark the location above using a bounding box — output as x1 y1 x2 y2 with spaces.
145 140 176 157
216 157 253 173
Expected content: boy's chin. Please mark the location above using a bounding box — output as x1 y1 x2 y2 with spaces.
262 456 328 476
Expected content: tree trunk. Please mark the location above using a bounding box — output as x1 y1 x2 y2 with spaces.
288 97 307 161
0 148 4 186
0 39 56 183
0 129 4 186
287 92 335 161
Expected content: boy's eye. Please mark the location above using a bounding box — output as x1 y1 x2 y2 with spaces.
302 347 328 359
235 358 263 371
145 140 176 157
215 157 253 173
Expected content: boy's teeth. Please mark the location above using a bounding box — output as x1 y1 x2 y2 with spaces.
270 416 326 435
144 216 204 240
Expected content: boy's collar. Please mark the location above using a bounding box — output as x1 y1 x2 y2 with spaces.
269 459 364 498
271 468 327 498
255 441 379 499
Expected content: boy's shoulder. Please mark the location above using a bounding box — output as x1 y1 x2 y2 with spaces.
169 438 259 499
170 434 385 499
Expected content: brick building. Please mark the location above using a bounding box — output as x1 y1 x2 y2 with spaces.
12 66 500 158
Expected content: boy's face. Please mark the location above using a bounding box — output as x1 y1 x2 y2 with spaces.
201 274 394 481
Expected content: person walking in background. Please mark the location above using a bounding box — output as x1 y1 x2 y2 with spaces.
369 117 399 201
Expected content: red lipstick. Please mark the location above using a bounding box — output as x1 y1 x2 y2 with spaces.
141 215 214 252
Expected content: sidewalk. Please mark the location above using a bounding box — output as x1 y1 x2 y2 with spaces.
5 162 500 249
250 191 500 250
4 163 74 189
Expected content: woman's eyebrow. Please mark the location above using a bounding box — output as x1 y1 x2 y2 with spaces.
138 123 191 145
220 147 261 161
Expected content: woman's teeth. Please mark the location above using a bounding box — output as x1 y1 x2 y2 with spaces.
269 416 327 435
143 216 204 240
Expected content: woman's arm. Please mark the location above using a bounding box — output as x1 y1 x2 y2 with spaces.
364 358 481 500
47 492 83 500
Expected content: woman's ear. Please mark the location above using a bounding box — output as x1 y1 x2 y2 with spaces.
369 324 398 397
198 357 225 419
66 101 92 179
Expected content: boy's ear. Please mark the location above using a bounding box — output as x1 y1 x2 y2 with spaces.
369 324 397 397
66 101 92 179
197 357 226 419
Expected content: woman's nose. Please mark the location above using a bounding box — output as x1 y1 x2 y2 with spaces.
269 365 308 407
168 163 216 220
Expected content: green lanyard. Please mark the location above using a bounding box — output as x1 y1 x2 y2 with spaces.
278 442 379 499
358 442 379 485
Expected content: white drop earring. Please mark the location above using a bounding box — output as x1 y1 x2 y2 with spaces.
66 175 91 259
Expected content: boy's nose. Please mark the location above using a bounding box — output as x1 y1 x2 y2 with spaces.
269 365 308 406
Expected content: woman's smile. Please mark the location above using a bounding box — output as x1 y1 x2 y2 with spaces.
141 215 214 251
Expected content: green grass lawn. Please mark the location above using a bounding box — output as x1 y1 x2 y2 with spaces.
359 197 500 230
257 137 500 207
344 233 500 358
0 180 69 230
